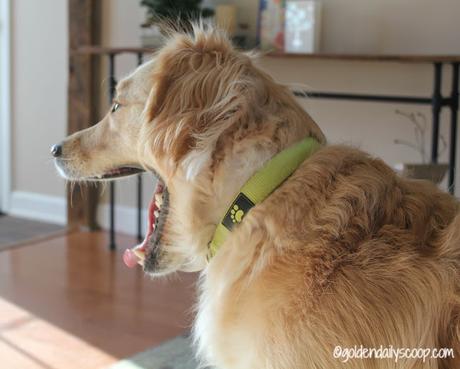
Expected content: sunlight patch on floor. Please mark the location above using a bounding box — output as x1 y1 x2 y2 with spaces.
0 298 116 369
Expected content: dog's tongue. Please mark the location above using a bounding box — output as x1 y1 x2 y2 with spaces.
123 249 140 268
122 181 162 269
122 242 148 268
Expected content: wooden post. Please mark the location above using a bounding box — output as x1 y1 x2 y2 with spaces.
67 0 102 230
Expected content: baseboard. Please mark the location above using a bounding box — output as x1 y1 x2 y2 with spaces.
9 190 147 235
98 203 148 237
9 191 67 225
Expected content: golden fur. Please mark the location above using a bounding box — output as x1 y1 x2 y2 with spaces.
55 25 460 368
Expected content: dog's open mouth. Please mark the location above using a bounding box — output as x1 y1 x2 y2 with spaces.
122 175 169 269
83 165 169 270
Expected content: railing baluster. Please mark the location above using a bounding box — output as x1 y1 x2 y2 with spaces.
448 63 459 194
431 63 443 164
109 53 117 250
136 52 144 242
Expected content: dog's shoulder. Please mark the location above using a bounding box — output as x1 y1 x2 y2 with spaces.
250 143 458 288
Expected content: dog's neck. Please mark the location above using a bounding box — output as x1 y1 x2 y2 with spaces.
208 141 281 231
207 136 320 258
167 139 283 270
168 131 324 271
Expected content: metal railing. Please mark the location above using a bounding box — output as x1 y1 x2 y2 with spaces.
75 48 460 248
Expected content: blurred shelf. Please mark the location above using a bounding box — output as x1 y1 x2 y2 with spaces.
265 52 460 63
72 46 460 64
72 46 156 55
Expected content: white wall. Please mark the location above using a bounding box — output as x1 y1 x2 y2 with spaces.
0 0 12 212
7 0 460 229
230 0 460 54
258 58 453 175
320 0 460 54
8 0 67 223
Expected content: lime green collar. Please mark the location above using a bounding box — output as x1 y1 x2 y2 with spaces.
208 136 321 258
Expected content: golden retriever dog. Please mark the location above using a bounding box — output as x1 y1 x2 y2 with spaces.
53 25 460 368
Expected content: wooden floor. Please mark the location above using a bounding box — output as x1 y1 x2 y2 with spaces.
0 231 197 369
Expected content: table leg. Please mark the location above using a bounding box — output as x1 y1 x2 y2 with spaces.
431 63 443 164
137 53 144 242
448 63 459 194
109 54 117 250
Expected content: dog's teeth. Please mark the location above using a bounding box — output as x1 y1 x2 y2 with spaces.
155 193 163 205
154 210 160 218
155 194 163 209
132 248 145 260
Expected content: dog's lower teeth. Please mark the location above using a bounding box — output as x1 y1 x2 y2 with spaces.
154 210 160 218
155 193 163 206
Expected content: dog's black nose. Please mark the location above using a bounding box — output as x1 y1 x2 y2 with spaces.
50 144 63 158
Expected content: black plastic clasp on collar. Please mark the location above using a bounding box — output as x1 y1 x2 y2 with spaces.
221 193 255 231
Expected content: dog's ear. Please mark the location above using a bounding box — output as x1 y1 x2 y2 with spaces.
141 29 253 180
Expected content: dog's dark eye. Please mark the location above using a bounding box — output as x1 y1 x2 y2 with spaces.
111 103 121 113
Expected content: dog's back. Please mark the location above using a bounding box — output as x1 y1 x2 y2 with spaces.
437 213 460 368
198 145 460 369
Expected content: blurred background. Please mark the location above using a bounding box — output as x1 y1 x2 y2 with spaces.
0 1 459 368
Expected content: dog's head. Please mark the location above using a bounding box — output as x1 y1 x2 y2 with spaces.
53 25 325 276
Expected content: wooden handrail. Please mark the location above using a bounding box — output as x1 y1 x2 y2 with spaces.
266 52 460 64
72 46 460 63
72 46 156 55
